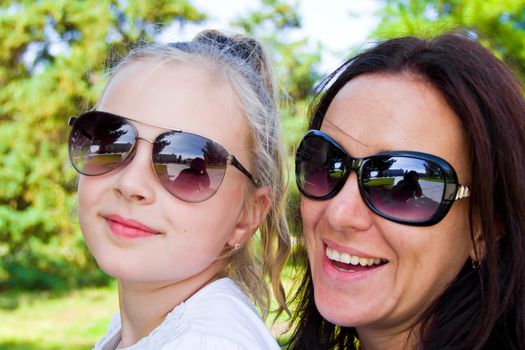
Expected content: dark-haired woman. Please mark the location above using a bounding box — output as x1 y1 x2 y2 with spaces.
289 33 525 349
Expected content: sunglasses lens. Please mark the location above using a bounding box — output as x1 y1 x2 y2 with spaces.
296 135 347 198
362 156 445 222
152 132 229 202
69 113 136 175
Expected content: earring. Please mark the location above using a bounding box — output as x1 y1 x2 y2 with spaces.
471 257 480 270
232 243 241 251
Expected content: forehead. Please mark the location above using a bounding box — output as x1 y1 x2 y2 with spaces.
320 73 470 181
98 58 248 152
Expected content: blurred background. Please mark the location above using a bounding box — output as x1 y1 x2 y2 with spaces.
1 0 525 348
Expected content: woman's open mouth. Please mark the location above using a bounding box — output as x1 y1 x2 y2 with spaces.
325 246 388 272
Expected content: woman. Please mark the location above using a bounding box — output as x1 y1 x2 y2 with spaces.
68 30 289 349
289 33 525 349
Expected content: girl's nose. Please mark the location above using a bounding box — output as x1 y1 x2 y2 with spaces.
112 140 157 204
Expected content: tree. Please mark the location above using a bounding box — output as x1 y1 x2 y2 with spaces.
231 0 323 235
0 0 205 290
0 0 321 291
372 0 525 79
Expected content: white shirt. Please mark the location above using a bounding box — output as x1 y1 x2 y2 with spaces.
93 278 281 349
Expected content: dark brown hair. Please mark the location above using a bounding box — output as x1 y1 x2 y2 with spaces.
288 32 525 349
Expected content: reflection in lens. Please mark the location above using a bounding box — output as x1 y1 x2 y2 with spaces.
297 136 345 198
69 113 135 175
362 156 444 221
153 132 228 202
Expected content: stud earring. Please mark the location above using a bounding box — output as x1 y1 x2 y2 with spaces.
232 243 241 251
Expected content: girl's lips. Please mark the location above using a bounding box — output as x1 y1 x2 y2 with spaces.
105 214 159 238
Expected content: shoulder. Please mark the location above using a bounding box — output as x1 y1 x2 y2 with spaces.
93 313 121 350
159 334 248 350
186 277 255 312
172 278 280 349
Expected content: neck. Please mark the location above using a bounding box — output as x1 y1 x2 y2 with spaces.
357 326 416 350
116 262 222 347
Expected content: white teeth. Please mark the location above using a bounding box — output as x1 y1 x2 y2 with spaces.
358 258 369 266
326 248 340 261
350 256 359 265
331 250 340 261
326 247 385 266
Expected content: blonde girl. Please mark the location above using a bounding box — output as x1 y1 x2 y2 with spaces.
68 30 289 349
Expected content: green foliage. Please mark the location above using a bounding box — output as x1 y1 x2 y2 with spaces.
231 0 322 234
233 0 321 103
0 0 321 291
0 0 205 290
373 0 525 79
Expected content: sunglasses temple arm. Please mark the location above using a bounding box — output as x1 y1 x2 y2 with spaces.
454 185 471 200
229 156 260 187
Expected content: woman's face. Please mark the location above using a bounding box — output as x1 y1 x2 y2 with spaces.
301 73 475 339
78 59 255 284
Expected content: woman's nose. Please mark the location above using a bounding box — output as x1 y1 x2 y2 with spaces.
323 172 374 232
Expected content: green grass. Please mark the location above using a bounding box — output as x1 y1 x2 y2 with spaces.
364 177 395 186
0 272 298 349
0 284 118 350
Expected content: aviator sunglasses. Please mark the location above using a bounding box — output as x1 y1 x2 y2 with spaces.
68 111 258 203
295 130 470 226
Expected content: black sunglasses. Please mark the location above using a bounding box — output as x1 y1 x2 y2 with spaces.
295 130 470 226
68 111 258 203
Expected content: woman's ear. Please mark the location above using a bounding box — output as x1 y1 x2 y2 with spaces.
469 230 485 264
469 212 489 263
227 186 272 247
469 213 506 264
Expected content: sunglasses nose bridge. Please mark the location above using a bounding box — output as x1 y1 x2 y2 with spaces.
136 136 155 144
324 168 374 232
349 158 362 173
133 137 158 176
341 158 362 189
339 158 364 197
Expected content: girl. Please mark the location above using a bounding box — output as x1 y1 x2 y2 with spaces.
289 33 525 349
68 30 289 349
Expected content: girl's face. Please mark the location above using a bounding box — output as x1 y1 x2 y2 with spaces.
78 60 256 284
301 73 475 340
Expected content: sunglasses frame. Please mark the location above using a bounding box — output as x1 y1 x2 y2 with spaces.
68 111 259 202
296 130 470 226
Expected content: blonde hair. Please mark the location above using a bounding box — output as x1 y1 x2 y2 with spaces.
103 30 290 318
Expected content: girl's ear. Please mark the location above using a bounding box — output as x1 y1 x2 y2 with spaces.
227 186 271 247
